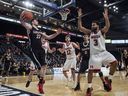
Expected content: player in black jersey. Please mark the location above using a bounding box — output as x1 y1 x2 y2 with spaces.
74 34 90 91
20 15 62 94
123 50 128 77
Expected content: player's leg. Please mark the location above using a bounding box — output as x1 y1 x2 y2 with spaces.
26 69 35 87
37 51 47 94
71 68 75 82
39 65 47 83
74 59 88 91
86 56 94 96
103 51 118 91
63 60 70 80
26 61 36 87
99 71 111 91
71 58 77 82
63 59 72 86
74 73 81 90
70 58 77 88
86 54 101 96
86 70 93 96
124 60 128 77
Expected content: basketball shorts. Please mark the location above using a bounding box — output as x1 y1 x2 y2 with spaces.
63 58 77 71
89 51 116 70
32 48 46 67
79 58 89 73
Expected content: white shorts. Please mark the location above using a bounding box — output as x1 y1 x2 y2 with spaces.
89 51 116 70
63 58 77 71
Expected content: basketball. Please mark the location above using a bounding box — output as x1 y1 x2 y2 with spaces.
21 11 33 21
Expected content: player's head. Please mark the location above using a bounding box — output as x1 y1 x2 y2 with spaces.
31 18 38 26
124 49 127 54
91 20 100 32
83 34 89 43
7 48 11 53
65 35 71 42
41 38 46 44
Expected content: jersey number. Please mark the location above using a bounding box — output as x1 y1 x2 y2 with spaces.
36 34 41 39
67 50 71 55
94 39 98 46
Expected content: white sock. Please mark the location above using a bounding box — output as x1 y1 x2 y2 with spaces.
88 83 92 88
109 75 113 80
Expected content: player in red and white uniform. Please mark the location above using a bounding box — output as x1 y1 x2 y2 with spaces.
62 35 80 87
78 8 118 96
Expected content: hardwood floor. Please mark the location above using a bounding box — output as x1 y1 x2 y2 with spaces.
6 72 128 96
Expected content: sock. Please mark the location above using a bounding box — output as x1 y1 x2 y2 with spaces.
109 75 113 80
88 83 92 88
39 77 44 84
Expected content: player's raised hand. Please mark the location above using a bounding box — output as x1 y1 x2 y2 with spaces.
78 8 82 17
103 8 109 18
20 13 27 22
56 28 63 34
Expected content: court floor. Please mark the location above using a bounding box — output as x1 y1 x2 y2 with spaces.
6 71 128 96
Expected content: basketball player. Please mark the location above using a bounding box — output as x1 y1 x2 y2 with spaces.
123 49 128 77
20 14 62 94
62 35 80 87
78 8 118 95
25 38 52 88
74 34 90 91
2 48 13 77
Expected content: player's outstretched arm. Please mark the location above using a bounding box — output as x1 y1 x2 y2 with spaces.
72 42 80 50
41 28 62 40
20 13 32 30
101 8 110 33
47 41 53 53
78 8 91 34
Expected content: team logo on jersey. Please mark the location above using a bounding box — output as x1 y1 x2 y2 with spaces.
91 35 100 39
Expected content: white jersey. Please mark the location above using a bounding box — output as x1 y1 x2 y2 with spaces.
90 30 106 55
64 42 76 59
42 41 49 54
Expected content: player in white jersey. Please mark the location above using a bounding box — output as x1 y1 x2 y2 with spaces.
78 8 118 96
63 35 80 86
25 38 52 88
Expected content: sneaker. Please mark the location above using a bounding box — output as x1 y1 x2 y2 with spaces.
85 87 93 96
38 80 45 94
74 83 80 91
104 77 112 92
25 80 31 88
71 81 76 88
103 82 110 92
125 73 128 77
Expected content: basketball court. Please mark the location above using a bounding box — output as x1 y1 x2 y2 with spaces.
1 72 128 96
0 0 128 96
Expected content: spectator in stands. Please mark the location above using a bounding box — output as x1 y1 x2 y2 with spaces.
2 48 13 77
123 49 128 77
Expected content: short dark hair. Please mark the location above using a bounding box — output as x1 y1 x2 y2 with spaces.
83 34 89 38
92 20 99 25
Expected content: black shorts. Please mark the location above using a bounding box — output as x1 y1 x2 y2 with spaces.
4 60 11 71
32 49 46 66
124 59 128 67
79 58 89 73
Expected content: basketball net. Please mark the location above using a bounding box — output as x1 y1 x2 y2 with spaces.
59 8 70 21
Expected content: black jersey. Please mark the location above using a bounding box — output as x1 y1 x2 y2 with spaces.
5 53 12 61
29 26 43 50
80 42 90 60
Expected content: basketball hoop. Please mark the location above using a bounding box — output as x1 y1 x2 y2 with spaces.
59 8 70 21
